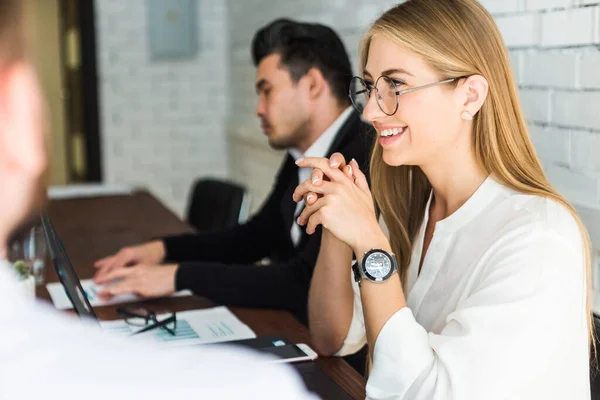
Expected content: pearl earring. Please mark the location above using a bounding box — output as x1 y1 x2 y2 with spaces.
461 111 473 121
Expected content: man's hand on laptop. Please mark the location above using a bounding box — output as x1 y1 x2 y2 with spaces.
93 240 166 283
95 263 178 299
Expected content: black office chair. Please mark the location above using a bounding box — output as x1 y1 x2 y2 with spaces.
186 178 250 232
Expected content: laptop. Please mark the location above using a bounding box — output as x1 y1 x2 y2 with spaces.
40 212 355 399
40 212 99 323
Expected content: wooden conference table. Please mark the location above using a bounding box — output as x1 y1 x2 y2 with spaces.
37 191 366 399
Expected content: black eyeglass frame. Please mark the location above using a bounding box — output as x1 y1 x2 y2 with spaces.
116 306 177 336
349 75 470 116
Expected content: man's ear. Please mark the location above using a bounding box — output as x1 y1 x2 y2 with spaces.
303 67 326 100
0 62 47 176
457 74 488 119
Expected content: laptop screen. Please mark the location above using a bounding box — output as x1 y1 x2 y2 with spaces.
40 212 99 323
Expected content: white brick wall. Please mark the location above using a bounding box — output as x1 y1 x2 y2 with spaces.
495 14 539 47
522 52 578 88
527 0 571 12
581 52 600 88
478 0 522 14
553 91 600 129
227 0 600 256
529 125 571 166
520 89 552 122
95 0 229 217
540 7 599 47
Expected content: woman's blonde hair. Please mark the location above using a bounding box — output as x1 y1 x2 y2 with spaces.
362 0 595 356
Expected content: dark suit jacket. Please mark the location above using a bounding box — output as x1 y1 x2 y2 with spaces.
164 111 373 324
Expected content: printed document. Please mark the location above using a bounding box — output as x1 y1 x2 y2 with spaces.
101 306 256 347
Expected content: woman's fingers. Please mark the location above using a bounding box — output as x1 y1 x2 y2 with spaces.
304 192 318 206
350 158 369 193
306 209 326 235
297 196 328 227
295 157 347 183
328 152 347 170
311 168 324 185
342 164 353 179
297 200 328 235
293 178 334 203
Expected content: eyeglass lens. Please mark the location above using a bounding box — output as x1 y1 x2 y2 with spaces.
349 76 398 115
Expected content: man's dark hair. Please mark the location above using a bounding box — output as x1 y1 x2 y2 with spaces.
251 19 352 106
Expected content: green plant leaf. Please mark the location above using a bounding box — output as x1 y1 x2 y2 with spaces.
12 260 30 280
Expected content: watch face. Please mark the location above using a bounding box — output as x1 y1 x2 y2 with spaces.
364 252 392 279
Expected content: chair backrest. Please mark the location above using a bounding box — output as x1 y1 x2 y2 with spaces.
186 178 250 232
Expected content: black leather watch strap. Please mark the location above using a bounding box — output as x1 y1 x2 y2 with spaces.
352 262 363 286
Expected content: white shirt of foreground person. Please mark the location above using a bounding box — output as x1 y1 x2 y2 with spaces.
0 263 318 400
337 177 590 400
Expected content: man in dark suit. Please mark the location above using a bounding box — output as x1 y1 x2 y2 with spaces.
93 19 372 332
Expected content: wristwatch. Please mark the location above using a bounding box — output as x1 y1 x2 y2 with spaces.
352 249 398 285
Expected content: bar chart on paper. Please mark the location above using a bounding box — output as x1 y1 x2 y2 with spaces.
101 306 256 347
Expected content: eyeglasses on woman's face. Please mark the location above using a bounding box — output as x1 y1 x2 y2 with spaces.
349 75 468 116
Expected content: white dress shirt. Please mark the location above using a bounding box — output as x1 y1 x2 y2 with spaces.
336 177 590 399
0 262 317 400
289 106 354 246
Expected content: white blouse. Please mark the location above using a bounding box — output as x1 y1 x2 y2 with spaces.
336 177 590 399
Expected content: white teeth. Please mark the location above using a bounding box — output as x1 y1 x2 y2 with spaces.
381 127 406 137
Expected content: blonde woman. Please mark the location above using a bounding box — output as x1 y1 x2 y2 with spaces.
293 0 592 398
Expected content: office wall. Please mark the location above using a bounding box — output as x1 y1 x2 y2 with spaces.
95 0 229 217
227 1 600 247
